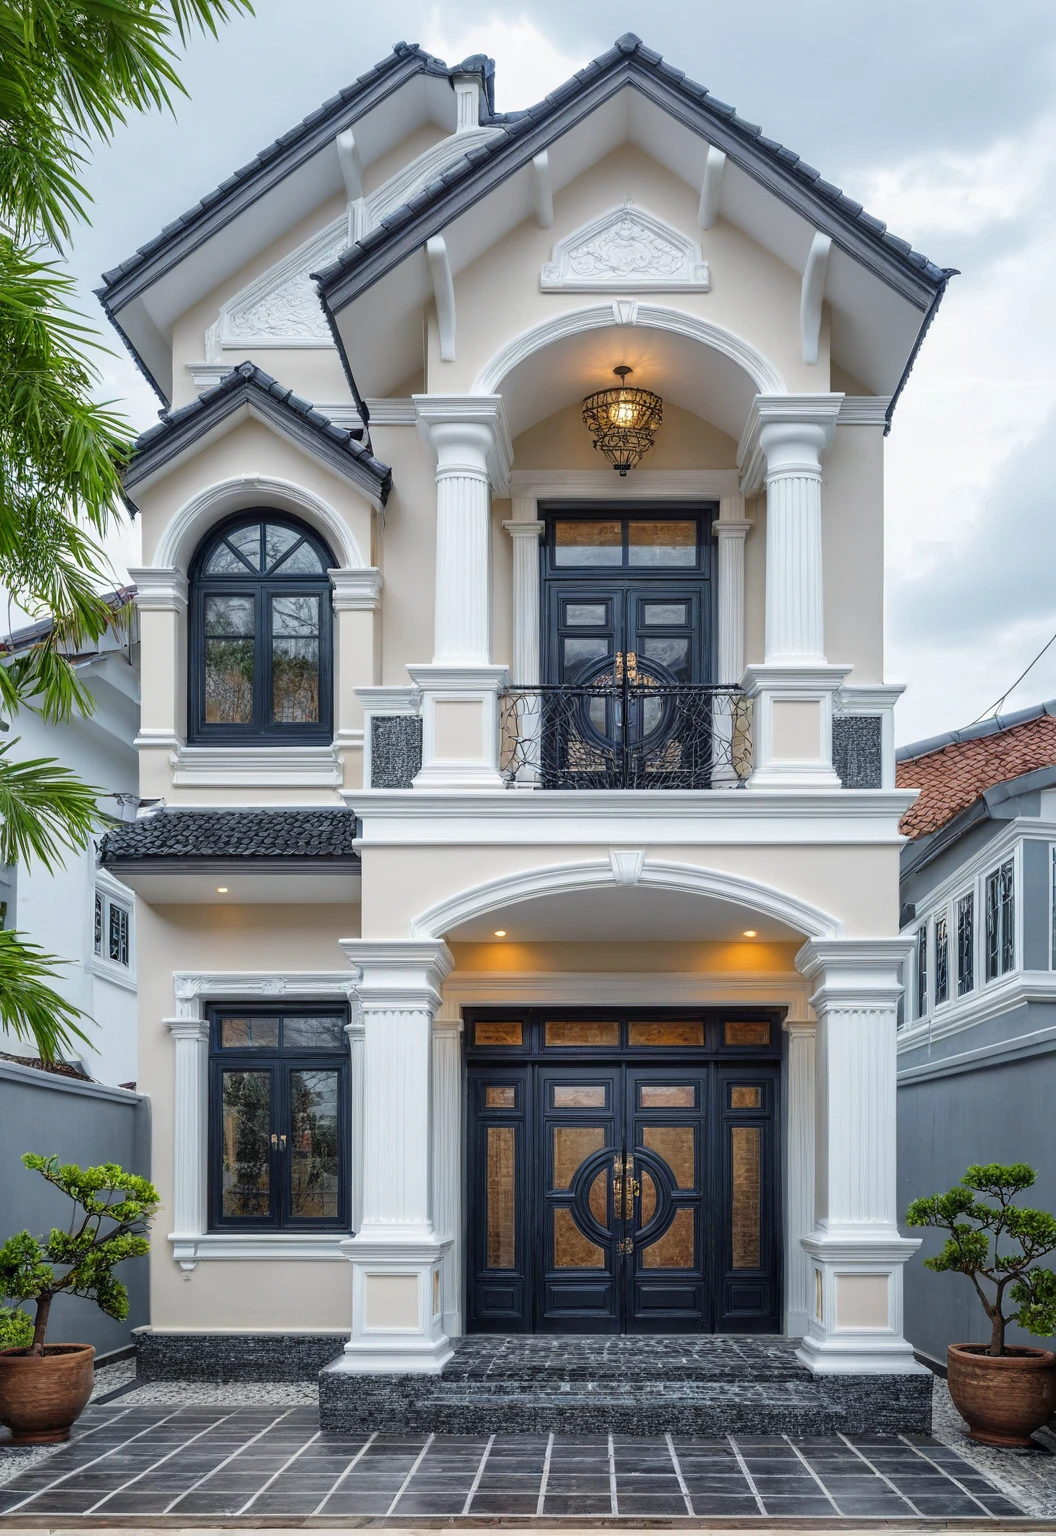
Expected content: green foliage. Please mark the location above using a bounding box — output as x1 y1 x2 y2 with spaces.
907 1163 1056 1355
0 929 91 1058
0 1302 33 1349
0 0 251 1059
0 1155 158 1353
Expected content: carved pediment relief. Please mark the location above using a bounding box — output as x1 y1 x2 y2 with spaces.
541 203 710 293
205 218 347 359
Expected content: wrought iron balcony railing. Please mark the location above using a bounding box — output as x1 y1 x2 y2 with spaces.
500 682 752 790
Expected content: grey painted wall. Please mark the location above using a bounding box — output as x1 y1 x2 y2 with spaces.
0 1061 150 1357
898 1049 1056 1365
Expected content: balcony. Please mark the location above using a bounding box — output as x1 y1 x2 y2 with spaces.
499 683 752 790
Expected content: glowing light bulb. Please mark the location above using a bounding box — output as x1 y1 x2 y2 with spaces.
609 394 638 428
493 929 507 937
217 886 229 894
743 929 757 938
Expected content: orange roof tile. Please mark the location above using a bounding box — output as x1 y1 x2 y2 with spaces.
896 713 1056 839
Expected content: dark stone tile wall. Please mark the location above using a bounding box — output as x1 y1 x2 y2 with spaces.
136 1330 347 1380
833 714 883 788
371 715 422 788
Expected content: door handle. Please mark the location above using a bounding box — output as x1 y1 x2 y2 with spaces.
625 1158 639 1219
271 1133 287 1152
612 1153 623 1210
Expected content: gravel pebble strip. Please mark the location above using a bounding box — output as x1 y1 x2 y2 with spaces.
106 1379 316 1404
0 1357 137 1487
930 1374 1056 1518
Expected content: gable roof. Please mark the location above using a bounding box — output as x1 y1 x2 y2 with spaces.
99 807 360 865
315 33 949 322
896 700 1056 840
123 361 391 506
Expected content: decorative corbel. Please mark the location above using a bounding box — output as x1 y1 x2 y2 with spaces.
698 145 726 230
427 236 456 362
801 232 832 366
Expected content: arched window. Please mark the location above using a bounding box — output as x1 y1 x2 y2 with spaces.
189 512 335 743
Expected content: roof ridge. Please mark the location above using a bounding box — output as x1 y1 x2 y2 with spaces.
896 698 1056 763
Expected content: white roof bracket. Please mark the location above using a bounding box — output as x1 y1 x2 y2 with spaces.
532 151 554 229
427 236 456 362
698 145 726 230
801 232 832 366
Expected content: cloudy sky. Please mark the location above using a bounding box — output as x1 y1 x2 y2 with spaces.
65 0 1056 746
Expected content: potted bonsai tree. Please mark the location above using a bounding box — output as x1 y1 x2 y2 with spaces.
907 1162 1056 1447
0 1154 158 1443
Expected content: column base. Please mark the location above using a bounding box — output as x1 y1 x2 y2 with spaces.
797 1230 927 1376
339 1228 453 1375
407 664 508 791
743 663 850 789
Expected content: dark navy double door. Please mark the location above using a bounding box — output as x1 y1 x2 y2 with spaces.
467 1058 780 1334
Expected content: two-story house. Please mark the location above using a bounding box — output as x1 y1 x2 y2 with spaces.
97 34 951 1417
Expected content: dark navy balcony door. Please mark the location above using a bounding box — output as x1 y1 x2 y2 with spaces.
465 1011 782 1335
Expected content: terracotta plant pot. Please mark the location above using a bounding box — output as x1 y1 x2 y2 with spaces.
0 1344 95 1443
947 1342 1056 1447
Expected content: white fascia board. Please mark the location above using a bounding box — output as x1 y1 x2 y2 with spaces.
908 817 1050 916
348 788 915 846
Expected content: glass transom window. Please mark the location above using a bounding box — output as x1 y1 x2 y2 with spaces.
190 513 334 743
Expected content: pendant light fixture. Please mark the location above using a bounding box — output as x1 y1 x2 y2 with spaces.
581 366 663 476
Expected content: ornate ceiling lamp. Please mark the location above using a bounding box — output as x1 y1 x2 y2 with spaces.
581 366 663 476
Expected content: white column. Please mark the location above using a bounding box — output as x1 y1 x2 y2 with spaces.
345 1012 366 1235
795 939 925 1375
739 396 849 788
783 1020 816 1338
334 941 454 1373
165 1017 209 1273
503 506 544 788
128 567 188 797
330 568 382 790
410 396 512 789
432 1017 463 1339
711 499 751 787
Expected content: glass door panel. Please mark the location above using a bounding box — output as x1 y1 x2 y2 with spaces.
539 1069 621 1331
626 1070 707 1330
219 1068 273 1221
286 1067 341 1221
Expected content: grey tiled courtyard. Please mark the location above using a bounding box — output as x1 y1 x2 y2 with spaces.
0 1402 1032 1522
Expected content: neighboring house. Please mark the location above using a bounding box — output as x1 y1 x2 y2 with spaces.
95 33 951 1408
0 594 141 1088
895 701 1056 1365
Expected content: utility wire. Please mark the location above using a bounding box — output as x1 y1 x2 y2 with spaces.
971 625 1056 725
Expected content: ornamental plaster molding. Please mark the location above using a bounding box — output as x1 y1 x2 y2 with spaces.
173 970 358 1019
206 219 347 359
541 203 710 293
154 475 364 572
411 857 842 942
473 304 785 398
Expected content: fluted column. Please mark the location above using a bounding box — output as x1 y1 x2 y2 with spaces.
165 1017 209 1272
503 512 545 685
410 396 512 788
794 939 924 1375
432 1018 463 1338
783 1020 816 1338
335 941 454 1373
739 396 848 788
711 501 750 788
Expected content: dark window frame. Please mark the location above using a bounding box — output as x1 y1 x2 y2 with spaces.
985 859 1015 982
934 913 949 1006
957 891 975 996
207 1004 351 1233
189 510 335 745
915 924 928 1017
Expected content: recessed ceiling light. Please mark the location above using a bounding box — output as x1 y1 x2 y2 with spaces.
743 929 757 938
217 887 229 894
493 929 507 937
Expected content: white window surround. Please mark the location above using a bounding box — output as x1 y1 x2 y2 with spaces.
92 868 136 991
898 828 1029 1048
166 971 359 1269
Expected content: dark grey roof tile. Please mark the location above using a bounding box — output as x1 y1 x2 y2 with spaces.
100 809 360 864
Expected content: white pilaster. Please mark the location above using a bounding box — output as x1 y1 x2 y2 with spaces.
330 568 382 783
345 1012 366 1235
334 940 455 1373
432 1017 464 1339
711 500 750 788
783 1020 816 1339
165 1017 209 1272
503 512 545 685
411 396 513 789
795 939 925 1375
739 396 847 788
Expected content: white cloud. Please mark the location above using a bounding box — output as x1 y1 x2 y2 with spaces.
419 10 586 110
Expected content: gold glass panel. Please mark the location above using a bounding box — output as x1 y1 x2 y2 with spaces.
553 1125 605 1189
545 1020 619 1047
553 1206 605 1267
642 1206 694 1268
628 1019 704 1047
486 1126 516 1269
732 1126 761 1269
553 1084 606 1108
643 1126 695 1189
725 1020 770 1046
485 1086 516 1108
640 1169 657 1225
731 1085 762 1109
219 1015 278 1049
640 1084 695 1108
589 1169 608 1225
475 1021 523 1047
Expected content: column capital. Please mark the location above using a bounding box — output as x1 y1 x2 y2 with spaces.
128 566 188 614
711 518 751 540
339 939 454 1012
502 519 545 539
796 937 913 1009
738 394 843 496
329 567 382 612
164 1016 209 1042
413 394 513 494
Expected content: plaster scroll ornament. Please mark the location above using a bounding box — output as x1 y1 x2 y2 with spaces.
205 218 347 360
541 204 710 293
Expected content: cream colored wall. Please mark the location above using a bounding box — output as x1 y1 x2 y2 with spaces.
427 144 822 396
369 424 437 680
139 902 359 1330
823 424 884 681
360 841 900 941
744 494 766 667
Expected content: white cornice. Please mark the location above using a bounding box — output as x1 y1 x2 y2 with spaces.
173 971 357 1019
365 398 416 426
170 1233 350 1262
508 468 740 501
128 566 188 612
355 685 420 715
169 742 346 789
838 397 892 426
329 566 382 611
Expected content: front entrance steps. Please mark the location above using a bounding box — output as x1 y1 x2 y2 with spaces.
319 1335 933 1436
